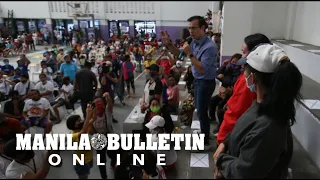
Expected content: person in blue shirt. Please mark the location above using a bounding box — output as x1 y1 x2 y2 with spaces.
1 59 14 76
12 68 22 83
16 59 28 76
59 54 78 83
161 16 218 149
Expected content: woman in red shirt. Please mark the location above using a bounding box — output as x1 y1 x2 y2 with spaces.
215 33 271 145
156 48 175 76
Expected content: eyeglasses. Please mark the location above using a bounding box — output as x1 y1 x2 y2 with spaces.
188 26 200 31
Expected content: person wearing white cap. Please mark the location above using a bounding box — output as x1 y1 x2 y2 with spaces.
145 115 177 169
59 54 78 83
214 44 302 179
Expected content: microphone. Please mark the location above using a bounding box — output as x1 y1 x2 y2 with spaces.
177 36 193 60
186 36 193 44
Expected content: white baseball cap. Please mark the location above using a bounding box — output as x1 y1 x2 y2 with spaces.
145 115 165 130
246 44 288 73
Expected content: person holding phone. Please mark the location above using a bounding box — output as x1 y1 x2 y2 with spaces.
66 104 98 179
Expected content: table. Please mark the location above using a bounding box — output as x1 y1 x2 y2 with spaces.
123 104 146 133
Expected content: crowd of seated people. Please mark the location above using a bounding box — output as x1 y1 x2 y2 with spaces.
0 33 38 57
0 32 190 179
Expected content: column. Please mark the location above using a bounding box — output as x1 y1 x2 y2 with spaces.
99 19 108 41
285 1 297 40
0 18 4 29
155 20 161 41
220 2 254 65
45 18 53 44
129 20 134 38
73 19 79 30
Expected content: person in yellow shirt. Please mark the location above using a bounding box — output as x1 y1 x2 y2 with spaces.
56 48 65 69
66 104 97 179
147 44 156 57
143 53 156 81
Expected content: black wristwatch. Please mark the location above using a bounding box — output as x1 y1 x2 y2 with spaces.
189 53 194 58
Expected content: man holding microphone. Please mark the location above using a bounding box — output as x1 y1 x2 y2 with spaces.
161 15 218 149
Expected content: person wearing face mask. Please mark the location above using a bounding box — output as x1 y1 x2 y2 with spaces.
156 48 175 76
1 59 14 76
91 93 113 179
14 74 34 101
59 54 78 83
66 104 97 179
142 98 174 137
145 115 177 170
21 89 53 137
4 138 53 179
214 44 300 179
215 33 270 145
170 60 186 83
216 53 242 87
140 64 163 113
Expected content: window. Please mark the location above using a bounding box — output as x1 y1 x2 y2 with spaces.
134 21 156 35
109 20 118 38
89 20 100 29
109 20 129 38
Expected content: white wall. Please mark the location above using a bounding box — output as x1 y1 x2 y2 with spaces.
221 1 254 56
0 1 50 19
159 1 212 21
0 1 211 28
292 2 320 47
251 1 289 39
221 1 289 57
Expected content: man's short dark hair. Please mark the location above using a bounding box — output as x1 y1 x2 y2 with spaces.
21 74 29 79
66 115 81 130
149 64 159 72
84 60 92 68
8 90 19 98
187 16 208 30
39 73 47 78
